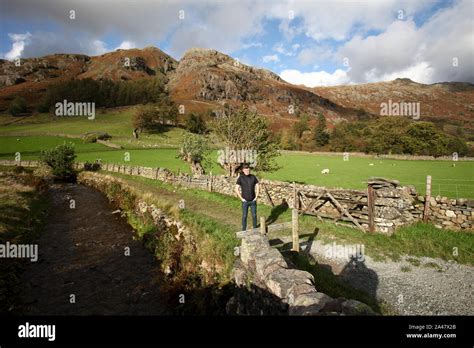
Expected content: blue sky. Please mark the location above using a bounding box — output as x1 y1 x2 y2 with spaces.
1 0 472 86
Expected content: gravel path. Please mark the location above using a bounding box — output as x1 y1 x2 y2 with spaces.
305 240 474 315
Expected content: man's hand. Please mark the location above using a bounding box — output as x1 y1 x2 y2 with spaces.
241 197 246 202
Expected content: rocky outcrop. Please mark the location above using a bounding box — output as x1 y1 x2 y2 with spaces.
0 54 90 87
311 78 474 120
166 47 354 121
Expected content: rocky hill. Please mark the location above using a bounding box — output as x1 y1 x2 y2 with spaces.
167 48 358 129
311 78 474 122
0 47 177 110
0 47 473 133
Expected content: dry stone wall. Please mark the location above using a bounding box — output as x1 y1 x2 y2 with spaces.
228 230 375 315
1 160 472 233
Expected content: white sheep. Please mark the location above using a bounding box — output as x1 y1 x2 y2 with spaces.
321 168 330 174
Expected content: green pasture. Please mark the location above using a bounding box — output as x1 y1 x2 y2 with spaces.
0 109 473 198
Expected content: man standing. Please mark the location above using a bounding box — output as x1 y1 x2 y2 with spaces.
235 163 259 231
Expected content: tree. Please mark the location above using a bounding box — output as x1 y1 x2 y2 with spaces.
210 105 280 176
179 134 210 175
133 104 159 132
132 98 178 133
40 142 77 181
447 137 468 157
279 129 298 150
8 96 27 115
185 112 207 134
314 113 330 146
158 98 178 126
292 114 309 138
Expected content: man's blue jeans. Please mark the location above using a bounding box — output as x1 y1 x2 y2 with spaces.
242 200 257 231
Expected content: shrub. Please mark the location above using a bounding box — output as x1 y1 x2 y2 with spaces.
82 132 111 143
179 133 211 175
40 142 77 181
83 161 101 171
185 113 207 134
8 96 27 115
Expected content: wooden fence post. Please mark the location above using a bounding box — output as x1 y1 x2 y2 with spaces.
292 181 298 210
291 209 299 252
208 171 213 192
423 175 432 222
260 217 266 235
367 185 375 233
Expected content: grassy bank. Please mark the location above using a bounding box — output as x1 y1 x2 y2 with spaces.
0 166 49 314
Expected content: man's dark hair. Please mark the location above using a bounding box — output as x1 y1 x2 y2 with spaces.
242 163 250 169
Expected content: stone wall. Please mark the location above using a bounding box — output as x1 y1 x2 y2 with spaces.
1 160 472 233
415 196 474 230
228 230 375 315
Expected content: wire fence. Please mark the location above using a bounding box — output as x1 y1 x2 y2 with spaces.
408 180 474 199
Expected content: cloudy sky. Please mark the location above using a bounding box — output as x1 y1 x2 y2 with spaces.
1 0 473 86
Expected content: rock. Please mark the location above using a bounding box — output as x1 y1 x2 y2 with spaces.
289 292 333 315
340 299 375 315
265 268 314 299
446 210 456 218
254 247 287 280
367 177 400 187
240 233 268 267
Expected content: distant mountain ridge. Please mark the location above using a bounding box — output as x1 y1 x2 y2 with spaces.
0 46 472 132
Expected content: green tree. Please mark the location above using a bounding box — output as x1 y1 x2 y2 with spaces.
133 104 159 132
185 112 207 134
314 113 330 146
178 134 211 175
404 121 449 156
292 114 309 138
8 96 27 115
40 142 77 181
210 105 280 176
447 137 468 157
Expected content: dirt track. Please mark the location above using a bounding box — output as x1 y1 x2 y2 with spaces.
21 183 169 315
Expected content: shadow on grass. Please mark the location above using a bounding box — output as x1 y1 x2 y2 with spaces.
266 198 289 225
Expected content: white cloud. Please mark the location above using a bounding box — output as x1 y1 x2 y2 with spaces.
378 62 434 84
336 0 474 84
91 40 108 55
337 19 423 82
115 41 136 50
273 42 300 56
242 42 262 49
1 0 473 83
267 0 431 41
4 32 31 60
262 54 279 63
297 46 334 66
280 69 351 87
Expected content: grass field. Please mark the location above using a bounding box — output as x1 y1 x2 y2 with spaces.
1 109 473 198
